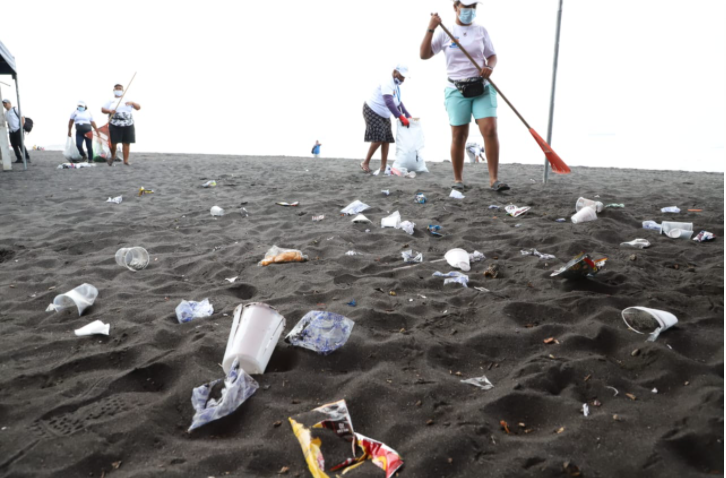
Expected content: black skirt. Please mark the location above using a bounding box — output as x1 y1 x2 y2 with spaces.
363 103 395 143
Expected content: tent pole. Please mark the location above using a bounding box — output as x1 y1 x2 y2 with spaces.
14 74 27 171
544 0 563 184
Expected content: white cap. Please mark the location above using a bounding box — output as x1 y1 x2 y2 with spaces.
457 0 480 5
1 99 9 104
78 100 87 107
395 64 410 78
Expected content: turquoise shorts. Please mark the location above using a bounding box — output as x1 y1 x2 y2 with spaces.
444 84 498 126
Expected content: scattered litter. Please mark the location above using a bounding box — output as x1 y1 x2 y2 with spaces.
223 302 286 373
622 306 678 342
582 403 589 417
49 283 98 316
74 320 110 337
488 205 500 210
285 311 354 355
661 206 680 213
138 187 154 196
381 190 390 196
202 180 217 188
225 277 238 283
606 386 619 397
312 215 325 222
381 211 401 228
347 300 357 307
642 220 662 232
652 388 658 394
571 205 597 224
605 203 625 208
276 201 299 207
483 264 500 278
469 251 485 263
461 375 494 390
58 162 96 169
445 248 470 271
345 250 360 256
662 221 694 240
259 246 308 266
351 214 372 224
240 207 250 217
521 248 556 260
505 205 530 217
341 200 370 215
428 224 443 237
550 252 607 279
688 208 703 212
555 218 566 222
576 197 604 213
176 298 213 324
289 400 403 478
473 286 490 293
415 193 427 204
210 206 225 216
188 358 258 431
115 247 149 271
449 190 465 199
433 271 469 287
106 196 122 204
402 249 423 263
693 231 715 242
397 220 415 235
620 239 650 249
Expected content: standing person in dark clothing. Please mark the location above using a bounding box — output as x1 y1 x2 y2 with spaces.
102 83 141 166
2 99 30 164
67 101 100 163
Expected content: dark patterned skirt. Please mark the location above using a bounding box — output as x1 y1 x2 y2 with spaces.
363 102 395 143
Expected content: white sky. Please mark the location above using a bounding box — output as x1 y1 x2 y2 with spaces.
2 0 724 172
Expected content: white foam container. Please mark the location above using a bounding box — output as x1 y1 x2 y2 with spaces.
223 302 286 374
445 248 471 271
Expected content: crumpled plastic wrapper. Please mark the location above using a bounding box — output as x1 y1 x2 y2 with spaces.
521 248 556 260
449 190 465 199
341 200 370 215
401 249 423 263
397 220 415 235
433 271 469 287
176 298 213 324
550 252 607 279
106 196 122 204
285 311 355 355
188 358 259 432
461 375 494 390
469 251 485 263
289 400 403 478
693 231 715 242
259 245 308 266
505 205 530 217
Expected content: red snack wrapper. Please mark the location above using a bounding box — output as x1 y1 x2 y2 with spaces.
550 252 607 279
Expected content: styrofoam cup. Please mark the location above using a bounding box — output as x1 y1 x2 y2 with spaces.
115 247 149 271
622 306 678 342
571 206 597 224
445 248 471 271
576 197 604 213
210 206 225 216
223 302 286 375
53 283 99 316
381 211 401 228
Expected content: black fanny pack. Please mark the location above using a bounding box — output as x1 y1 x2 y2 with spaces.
449 77 485 98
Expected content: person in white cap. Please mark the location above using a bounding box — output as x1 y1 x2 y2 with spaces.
2 98 30 164
420 0 509 192
102 83 141 166
67 101 100 163
360 64 413 174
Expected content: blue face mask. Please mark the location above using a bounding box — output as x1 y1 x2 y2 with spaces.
458 8 476 24
394 78 402 85
77 106 86 112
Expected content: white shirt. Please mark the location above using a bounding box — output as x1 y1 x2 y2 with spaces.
365 76 402 119
4 108 21 132
103 99 135 127
70 109 94 125
431 23 496 89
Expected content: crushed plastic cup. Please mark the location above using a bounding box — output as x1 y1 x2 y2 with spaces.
351 214 371 224
397 220 415 235
576 197 604 213
202 180 217 188
661 206 680 213
210 206 225 216
115 247 150 271
445 248 470 271
402 249 423 263
505 205 531 217
433 271 469 287
223 303 286 374
621 306 678 342
176 299 213 324
285 310 354 355
449 190 465 199
381 211 401 228
662 221 693 240
52 283 98 316
642 220 662 232
341 200 370 215
620 239 650 249
106 196 122 204
74 320 110 336
571 206 597 224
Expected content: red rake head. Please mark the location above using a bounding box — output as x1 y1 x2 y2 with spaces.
529 128 571 174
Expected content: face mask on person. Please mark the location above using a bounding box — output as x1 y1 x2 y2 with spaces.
394 78 402 85
113 90 123 97
77 106 86 112
458 7 476 24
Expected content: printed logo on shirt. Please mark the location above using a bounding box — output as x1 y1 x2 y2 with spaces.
448 37 461 49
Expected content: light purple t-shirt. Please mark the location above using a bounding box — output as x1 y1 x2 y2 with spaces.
432 23 496 89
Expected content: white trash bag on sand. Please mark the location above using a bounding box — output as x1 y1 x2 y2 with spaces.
393 118 429 173
63 137 83 161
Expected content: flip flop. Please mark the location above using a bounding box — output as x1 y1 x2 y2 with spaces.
106 157 115 167
452 181 468 191
491 181 510 192
360 162 371 173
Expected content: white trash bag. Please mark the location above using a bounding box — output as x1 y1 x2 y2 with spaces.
393 118 428 173
63 137 83 161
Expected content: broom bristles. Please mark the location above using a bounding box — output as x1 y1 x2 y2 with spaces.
528 128 571 174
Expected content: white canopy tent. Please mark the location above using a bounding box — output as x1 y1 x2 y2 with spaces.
0 39 27 171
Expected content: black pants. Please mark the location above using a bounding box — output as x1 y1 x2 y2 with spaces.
75 124 93 159
9 129 29 161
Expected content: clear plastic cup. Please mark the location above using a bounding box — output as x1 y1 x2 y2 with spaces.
662 222 693 239
223 303 286 375
210 206 225 216
115 247 150 271
445 248 471 271
622 306 678 342
576 197 604 213
53 283 99 316
571 206 597 224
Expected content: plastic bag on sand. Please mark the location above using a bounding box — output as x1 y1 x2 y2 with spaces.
397 220 415 235
461 375 494 390
402 249 423 263
381 211 401 228
259 245 308 266
393 118 429 173
92 135 112 160
63 137 83 161
188 358 259 431
341 200 370 215
176 298 213 323
433 271 469 287
285 310 355 355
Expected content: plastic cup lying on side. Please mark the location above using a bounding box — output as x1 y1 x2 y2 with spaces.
662 221 693 240
571 206 597 224
381 211 401 228
115 247 150 271
445 248 471 271
52 283 99 316
74 320 110 336
210 206 225 217
576 197 604 213
223 303 286 374
621 306 678 342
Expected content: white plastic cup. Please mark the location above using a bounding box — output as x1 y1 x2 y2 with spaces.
576 197 604 213
74 320 110 336
662 221 693 239
223 302 286 375
53 283 99 316
210 206 225 217
571 206 597 224
622 306 678 342
115 247 150 271
445 248 471 272
381 211 401 228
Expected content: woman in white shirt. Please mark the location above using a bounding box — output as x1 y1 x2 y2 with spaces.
420 0 509 191
67 101 100 163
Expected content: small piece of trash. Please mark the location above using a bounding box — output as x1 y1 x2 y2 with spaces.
461 375 494 390
341 200 370 215
582 403 589 417
473 286 490 293
433 271 469 287
606 386 619 397
345 250 360 256
449 190 465 199
347 300 357 307
651 388 658 394
555 218 566 222
402 249 423 263
225 277 238 283
312 215 325 222
276 201 299 207
661 206 680 213
381 189 390 196
505 205 530 217
521 248 556 260
106 196 122 204
176 299 214 324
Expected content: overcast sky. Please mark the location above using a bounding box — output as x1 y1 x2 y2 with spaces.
2 0 724 172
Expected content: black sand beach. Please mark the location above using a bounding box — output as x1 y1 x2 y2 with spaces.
0 152 723 477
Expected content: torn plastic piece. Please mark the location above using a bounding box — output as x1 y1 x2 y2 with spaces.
582 403 590 417
402 249 423 263
381 190 390 196
51 283 99 316
106 196 122 204
289 400 403 478
345 250 360 256
488 205 500 210
469 251 486 263
621 306 678 342
285 310 354 355
138 187 154 196
428 224 443 237
555 218 566 222
312 215 325 222
415 193 427 204
461 375 494 390
202 180 217 188
341 200 370 215
661 206 680 213
473 286 490 293
351 214 372 224
176 298 213 324
188 358 259 431
605 203 625 208
381 211 401 228
433 271 469 287
505 205 530 217
259 245 308 266
550 252 607 279
225 277 238 283
449 189 465 199
74 320 110 336
620 239 650 249
347 300 357 307
606 386 619 397
693 231 715 242
397 220 415 235
642 221 662 232
520 248 556 260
